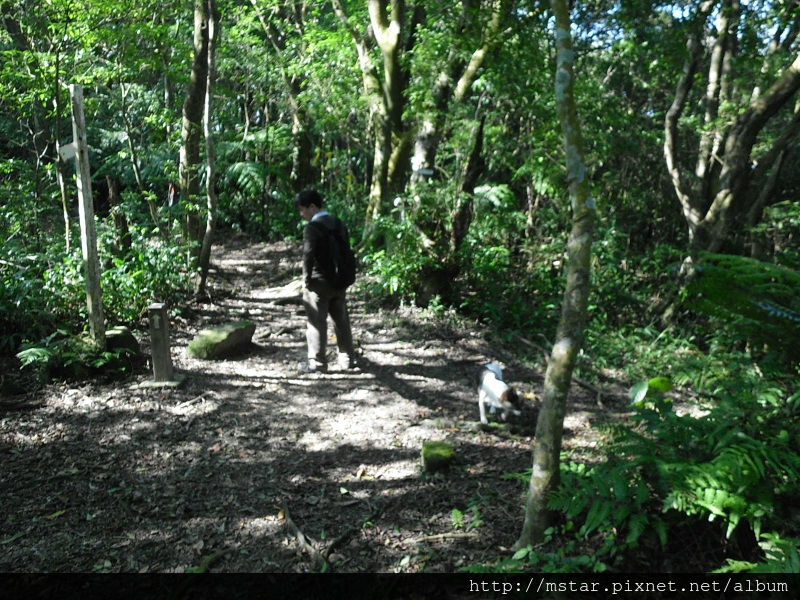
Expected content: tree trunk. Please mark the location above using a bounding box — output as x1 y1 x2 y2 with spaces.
516 0 596 549
450 116 485 256
250 0 313 193
410 0 517 188
119 80 165 237
180 0 210 252
696 53 800 253
195 0 221 297
664 1 800 255
333 0 415 229
106 175 131 258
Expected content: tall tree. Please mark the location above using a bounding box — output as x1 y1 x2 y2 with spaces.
180 0 211 249
195 0 221 296
664 0 800 255
249 0 314 192
409 0 519 190
517 0 596 547
331 0 420 227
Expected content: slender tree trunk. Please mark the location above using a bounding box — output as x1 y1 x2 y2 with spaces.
106 175 131 257
119 81 165 236
663 0 716 246
180 0 210 252
516 0 596 549
250 0 313 192
450 116 485 256
196 0 221 297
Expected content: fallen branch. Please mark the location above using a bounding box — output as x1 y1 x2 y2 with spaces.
406 532 480 545
321 499 388 570
280 498 390 573
176 394 208 409
280 502 325 569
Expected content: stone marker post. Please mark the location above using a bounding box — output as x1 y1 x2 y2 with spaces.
148 303 174 382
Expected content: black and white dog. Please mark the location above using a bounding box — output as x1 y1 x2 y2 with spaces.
478 362 522 424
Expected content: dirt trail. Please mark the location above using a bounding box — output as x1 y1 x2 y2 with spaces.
0 237 613 573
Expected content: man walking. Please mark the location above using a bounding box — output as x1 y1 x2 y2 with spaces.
296 189 357 373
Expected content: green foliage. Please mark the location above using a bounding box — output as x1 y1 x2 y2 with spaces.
458 185 562 331
461 522 608 573
99 234 194 324
216 126 298 238
362 217 439 299
715 533 800 573
687 253 800 367
1 217 193 357
0 249 58 354
451 496 485 533
751 201 800 270
44 222 195 326
629 376 673 411
17 330 136 381
539 362 800 572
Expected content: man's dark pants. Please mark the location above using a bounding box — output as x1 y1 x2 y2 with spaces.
303 279 355 368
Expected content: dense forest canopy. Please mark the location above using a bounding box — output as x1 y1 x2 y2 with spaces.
2 0 800 573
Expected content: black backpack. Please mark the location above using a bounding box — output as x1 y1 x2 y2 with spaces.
310 219 357 290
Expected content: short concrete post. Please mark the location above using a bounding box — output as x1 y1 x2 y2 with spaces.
148 303 174 382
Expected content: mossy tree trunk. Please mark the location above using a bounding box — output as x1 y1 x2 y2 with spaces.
195 0 220 298
332 0 420 231
516 0 596 549
180 0 210 252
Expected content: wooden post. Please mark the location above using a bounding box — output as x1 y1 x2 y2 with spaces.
148 303 174 382
69 84 105 350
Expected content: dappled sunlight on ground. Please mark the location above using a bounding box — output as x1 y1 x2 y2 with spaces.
0 237 626 572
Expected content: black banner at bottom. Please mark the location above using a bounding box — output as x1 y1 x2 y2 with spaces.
3 573 799 600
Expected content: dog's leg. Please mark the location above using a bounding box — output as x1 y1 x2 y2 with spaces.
478 390 489 424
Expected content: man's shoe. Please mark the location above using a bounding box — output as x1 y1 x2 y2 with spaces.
337 354 359 370
299 361 327 374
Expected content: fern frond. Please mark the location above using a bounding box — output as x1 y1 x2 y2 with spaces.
223 161 268 198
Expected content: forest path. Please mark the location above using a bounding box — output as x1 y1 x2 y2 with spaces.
0 236 617 573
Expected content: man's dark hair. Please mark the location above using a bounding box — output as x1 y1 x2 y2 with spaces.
296 189 324 209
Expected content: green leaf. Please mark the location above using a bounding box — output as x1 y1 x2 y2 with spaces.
451 508 465 529
512 546 532 560
648 377 672 393
630 381 649 405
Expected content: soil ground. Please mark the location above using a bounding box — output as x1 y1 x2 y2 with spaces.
0 236 629 573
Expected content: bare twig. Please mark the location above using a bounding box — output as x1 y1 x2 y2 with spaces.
176 394 209 409
280 498 390 572
321 499 387 569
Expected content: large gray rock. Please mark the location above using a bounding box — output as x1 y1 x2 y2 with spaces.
186 321 256 359
106 325 141 355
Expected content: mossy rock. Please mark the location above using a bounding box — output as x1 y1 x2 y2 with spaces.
421 441 456 473
106 325 141 355
104 325 143 373
186 321 256 359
